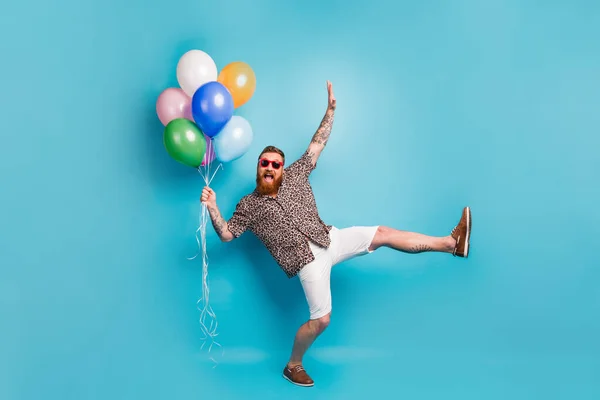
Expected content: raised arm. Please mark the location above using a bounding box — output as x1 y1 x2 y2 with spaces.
201 187 234 242
307 80 336 166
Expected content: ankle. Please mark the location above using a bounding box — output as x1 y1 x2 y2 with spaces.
287 361 302 368
445 236 456 252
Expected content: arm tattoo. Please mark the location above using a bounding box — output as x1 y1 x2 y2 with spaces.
207 204 228 238
311 107 335 147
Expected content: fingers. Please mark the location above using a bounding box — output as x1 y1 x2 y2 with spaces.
326 81 336 108
200 186 214 203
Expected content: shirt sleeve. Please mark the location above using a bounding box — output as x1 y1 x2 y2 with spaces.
227 197 252 238
284 150 315 178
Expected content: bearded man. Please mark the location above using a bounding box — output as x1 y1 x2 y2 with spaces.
201 81 472 387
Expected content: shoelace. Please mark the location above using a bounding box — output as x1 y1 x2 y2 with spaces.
291 365 305 373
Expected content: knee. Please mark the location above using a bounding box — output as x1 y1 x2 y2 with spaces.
313 313 330 334
370 226 390 251
376 226 390 237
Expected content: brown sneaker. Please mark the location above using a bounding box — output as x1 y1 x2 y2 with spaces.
451 207 471 257
283 364 314 387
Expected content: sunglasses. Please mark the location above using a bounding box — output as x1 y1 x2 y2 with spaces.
258 158 283 169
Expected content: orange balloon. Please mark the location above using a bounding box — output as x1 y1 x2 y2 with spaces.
217 62 256 108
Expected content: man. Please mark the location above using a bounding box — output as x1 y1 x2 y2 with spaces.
201 81 472 387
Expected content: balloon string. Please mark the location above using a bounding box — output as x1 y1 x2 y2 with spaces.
188 140 224 367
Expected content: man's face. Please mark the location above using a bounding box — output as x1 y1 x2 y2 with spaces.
256 152 284 196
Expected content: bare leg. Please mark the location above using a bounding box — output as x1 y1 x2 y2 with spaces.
368 226 456 253
288 313 330 367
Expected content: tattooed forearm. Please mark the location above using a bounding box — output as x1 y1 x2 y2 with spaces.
207 204 229 239
311 107 335 147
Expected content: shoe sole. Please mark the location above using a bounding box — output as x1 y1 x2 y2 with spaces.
283 373 314 387
464 207 471 257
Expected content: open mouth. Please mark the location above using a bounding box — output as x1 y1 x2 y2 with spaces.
263 173 274 183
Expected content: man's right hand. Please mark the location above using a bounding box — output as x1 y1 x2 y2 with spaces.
200 187 234 242
201 187 217 207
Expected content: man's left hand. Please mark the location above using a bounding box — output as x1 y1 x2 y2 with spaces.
327 80 336 110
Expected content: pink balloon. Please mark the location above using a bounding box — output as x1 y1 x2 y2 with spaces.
201 135 216 166
156 88 193 126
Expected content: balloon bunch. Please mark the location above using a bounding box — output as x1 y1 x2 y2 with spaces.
156 49 257 364
157 49 256 167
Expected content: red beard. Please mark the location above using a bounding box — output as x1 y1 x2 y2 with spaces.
256 172 283 196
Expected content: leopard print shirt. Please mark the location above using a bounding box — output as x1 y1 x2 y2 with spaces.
227 151 331 278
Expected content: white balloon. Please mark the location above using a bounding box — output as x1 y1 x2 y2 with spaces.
176 50 218 97
213 116 254 163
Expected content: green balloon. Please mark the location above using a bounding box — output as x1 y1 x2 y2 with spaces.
163 118 207 168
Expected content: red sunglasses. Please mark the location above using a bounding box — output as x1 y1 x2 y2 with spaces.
259 158 283 169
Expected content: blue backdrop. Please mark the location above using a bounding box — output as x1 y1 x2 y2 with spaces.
1 0 599 399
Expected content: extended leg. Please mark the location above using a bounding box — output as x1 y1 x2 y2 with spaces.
369 207 471 257
369 226 455 253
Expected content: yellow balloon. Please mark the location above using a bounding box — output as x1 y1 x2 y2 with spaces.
218 62 256 108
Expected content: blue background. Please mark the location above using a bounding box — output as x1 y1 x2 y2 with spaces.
1 0 599 399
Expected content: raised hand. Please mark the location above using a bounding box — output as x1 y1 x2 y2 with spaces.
327 80 336 110
307 80 336 166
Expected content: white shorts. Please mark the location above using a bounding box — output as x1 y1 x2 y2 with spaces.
298 226 379 320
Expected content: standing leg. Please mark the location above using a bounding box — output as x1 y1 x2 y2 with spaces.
288 314 330 366
284 245 333 387
283 315 330 388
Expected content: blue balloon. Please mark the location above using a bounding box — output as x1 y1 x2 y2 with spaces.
213 116 254 162
191 82 234 137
